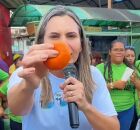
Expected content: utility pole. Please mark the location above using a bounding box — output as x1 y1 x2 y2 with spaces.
108 0 112 8
107 0 112 31
98 0 101 8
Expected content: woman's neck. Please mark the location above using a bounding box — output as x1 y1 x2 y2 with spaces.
111 61 123 65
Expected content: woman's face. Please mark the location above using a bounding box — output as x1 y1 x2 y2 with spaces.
125 49 135 65
109 42 125 64
44 15 82 64
15 58 22 68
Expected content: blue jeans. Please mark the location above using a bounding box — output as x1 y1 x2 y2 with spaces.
130 106 138 130
10 119 22 130
118 106 134 130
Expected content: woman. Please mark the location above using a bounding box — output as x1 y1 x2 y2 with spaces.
9 53 23 75
90 51 103 66
97 40 135 130
8 6 119 130
125 46 140 130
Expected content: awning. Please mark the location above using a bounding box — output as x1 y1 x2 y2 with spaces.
9 4 140 27
9 5 91 27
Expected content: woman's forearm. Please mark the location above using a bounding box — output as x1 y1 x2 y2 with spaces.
83 104 120 130
8 80 35 116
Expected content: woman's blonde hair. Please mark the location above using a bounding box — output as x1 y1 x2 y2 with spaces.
34 5 96 107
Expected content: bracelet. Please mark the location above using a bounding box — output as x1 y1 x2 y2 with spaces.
109 82 114 89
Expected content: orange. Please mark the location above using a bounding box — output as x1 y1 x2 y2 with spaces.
44 41 71 70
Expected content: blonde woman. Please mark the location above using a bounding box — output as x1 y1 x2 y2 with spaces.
8 6 119 130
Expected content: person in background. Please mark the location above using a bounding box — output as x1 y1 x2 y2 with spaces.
136 62 140 130
97 40 138 130
90 51 103 66
136 59 140 72
9 54 23 75
0 54 23 130
124 46 140 130
0 69 9 130
0 80 22 130
5 54 23 130
7 5 119 130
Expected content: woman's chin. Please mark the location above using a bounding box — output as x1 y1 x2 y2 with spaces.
68 60 75 64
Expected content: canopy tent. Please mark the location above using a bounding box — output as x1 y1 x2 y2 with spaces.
9 4 140 27
9 5 91 27
9 4 140 59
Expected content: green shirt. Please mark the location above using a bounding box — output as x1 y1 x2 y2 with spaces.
134 60 140 116
0 80 8 95
136 60 140 72
0 69 9 81
97 63 135 112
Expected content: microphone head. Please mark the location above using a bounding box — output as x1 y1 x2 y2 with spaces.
44 41 71 70
63 64 78 79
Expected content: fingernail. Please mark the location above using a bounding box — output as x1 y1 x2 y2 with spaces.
53 50 59 54
52 51 59 56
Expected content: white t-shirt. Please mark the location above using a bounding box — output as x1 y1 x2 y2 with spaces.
8 66 117 130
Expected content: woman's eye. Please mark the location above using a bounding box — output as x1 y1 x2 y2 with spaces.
49 35 59 39
67 34 77 38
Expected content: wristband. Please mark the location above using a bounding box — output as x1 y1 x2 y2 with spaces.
110 82 114 89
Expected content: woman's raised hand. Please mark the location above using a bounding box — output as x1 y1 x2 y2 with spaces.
18 43 58 88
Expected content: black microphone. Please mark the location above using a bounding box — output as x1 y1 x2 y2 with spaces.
63 64 79 129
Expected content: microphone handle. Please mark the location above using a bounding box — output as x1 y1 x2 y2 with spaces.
68 102 79 128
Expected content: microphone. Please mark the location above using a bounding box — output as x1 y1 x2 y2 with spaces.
63 64 79 129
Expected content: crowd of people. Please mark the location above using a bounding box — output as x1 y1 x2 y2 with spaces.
0 5 140 130
0 53 23 130
96 41 140 130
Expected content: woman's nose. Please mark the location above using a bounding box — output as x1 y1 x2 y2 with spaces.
59 36 68 44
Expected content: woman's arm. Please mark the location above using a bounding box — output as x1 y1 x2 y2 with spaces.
83 104 120 130
8 80 35 115
108 80 126 90
130 72 140 90
8 43 58 116
131 78 140 91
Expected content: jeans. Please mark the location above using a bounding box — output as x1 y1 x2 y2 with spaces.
130 106 139 130
118 105 134 130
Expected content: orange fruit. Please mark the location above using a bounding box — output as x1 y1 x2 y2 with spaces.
44 41 71 70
